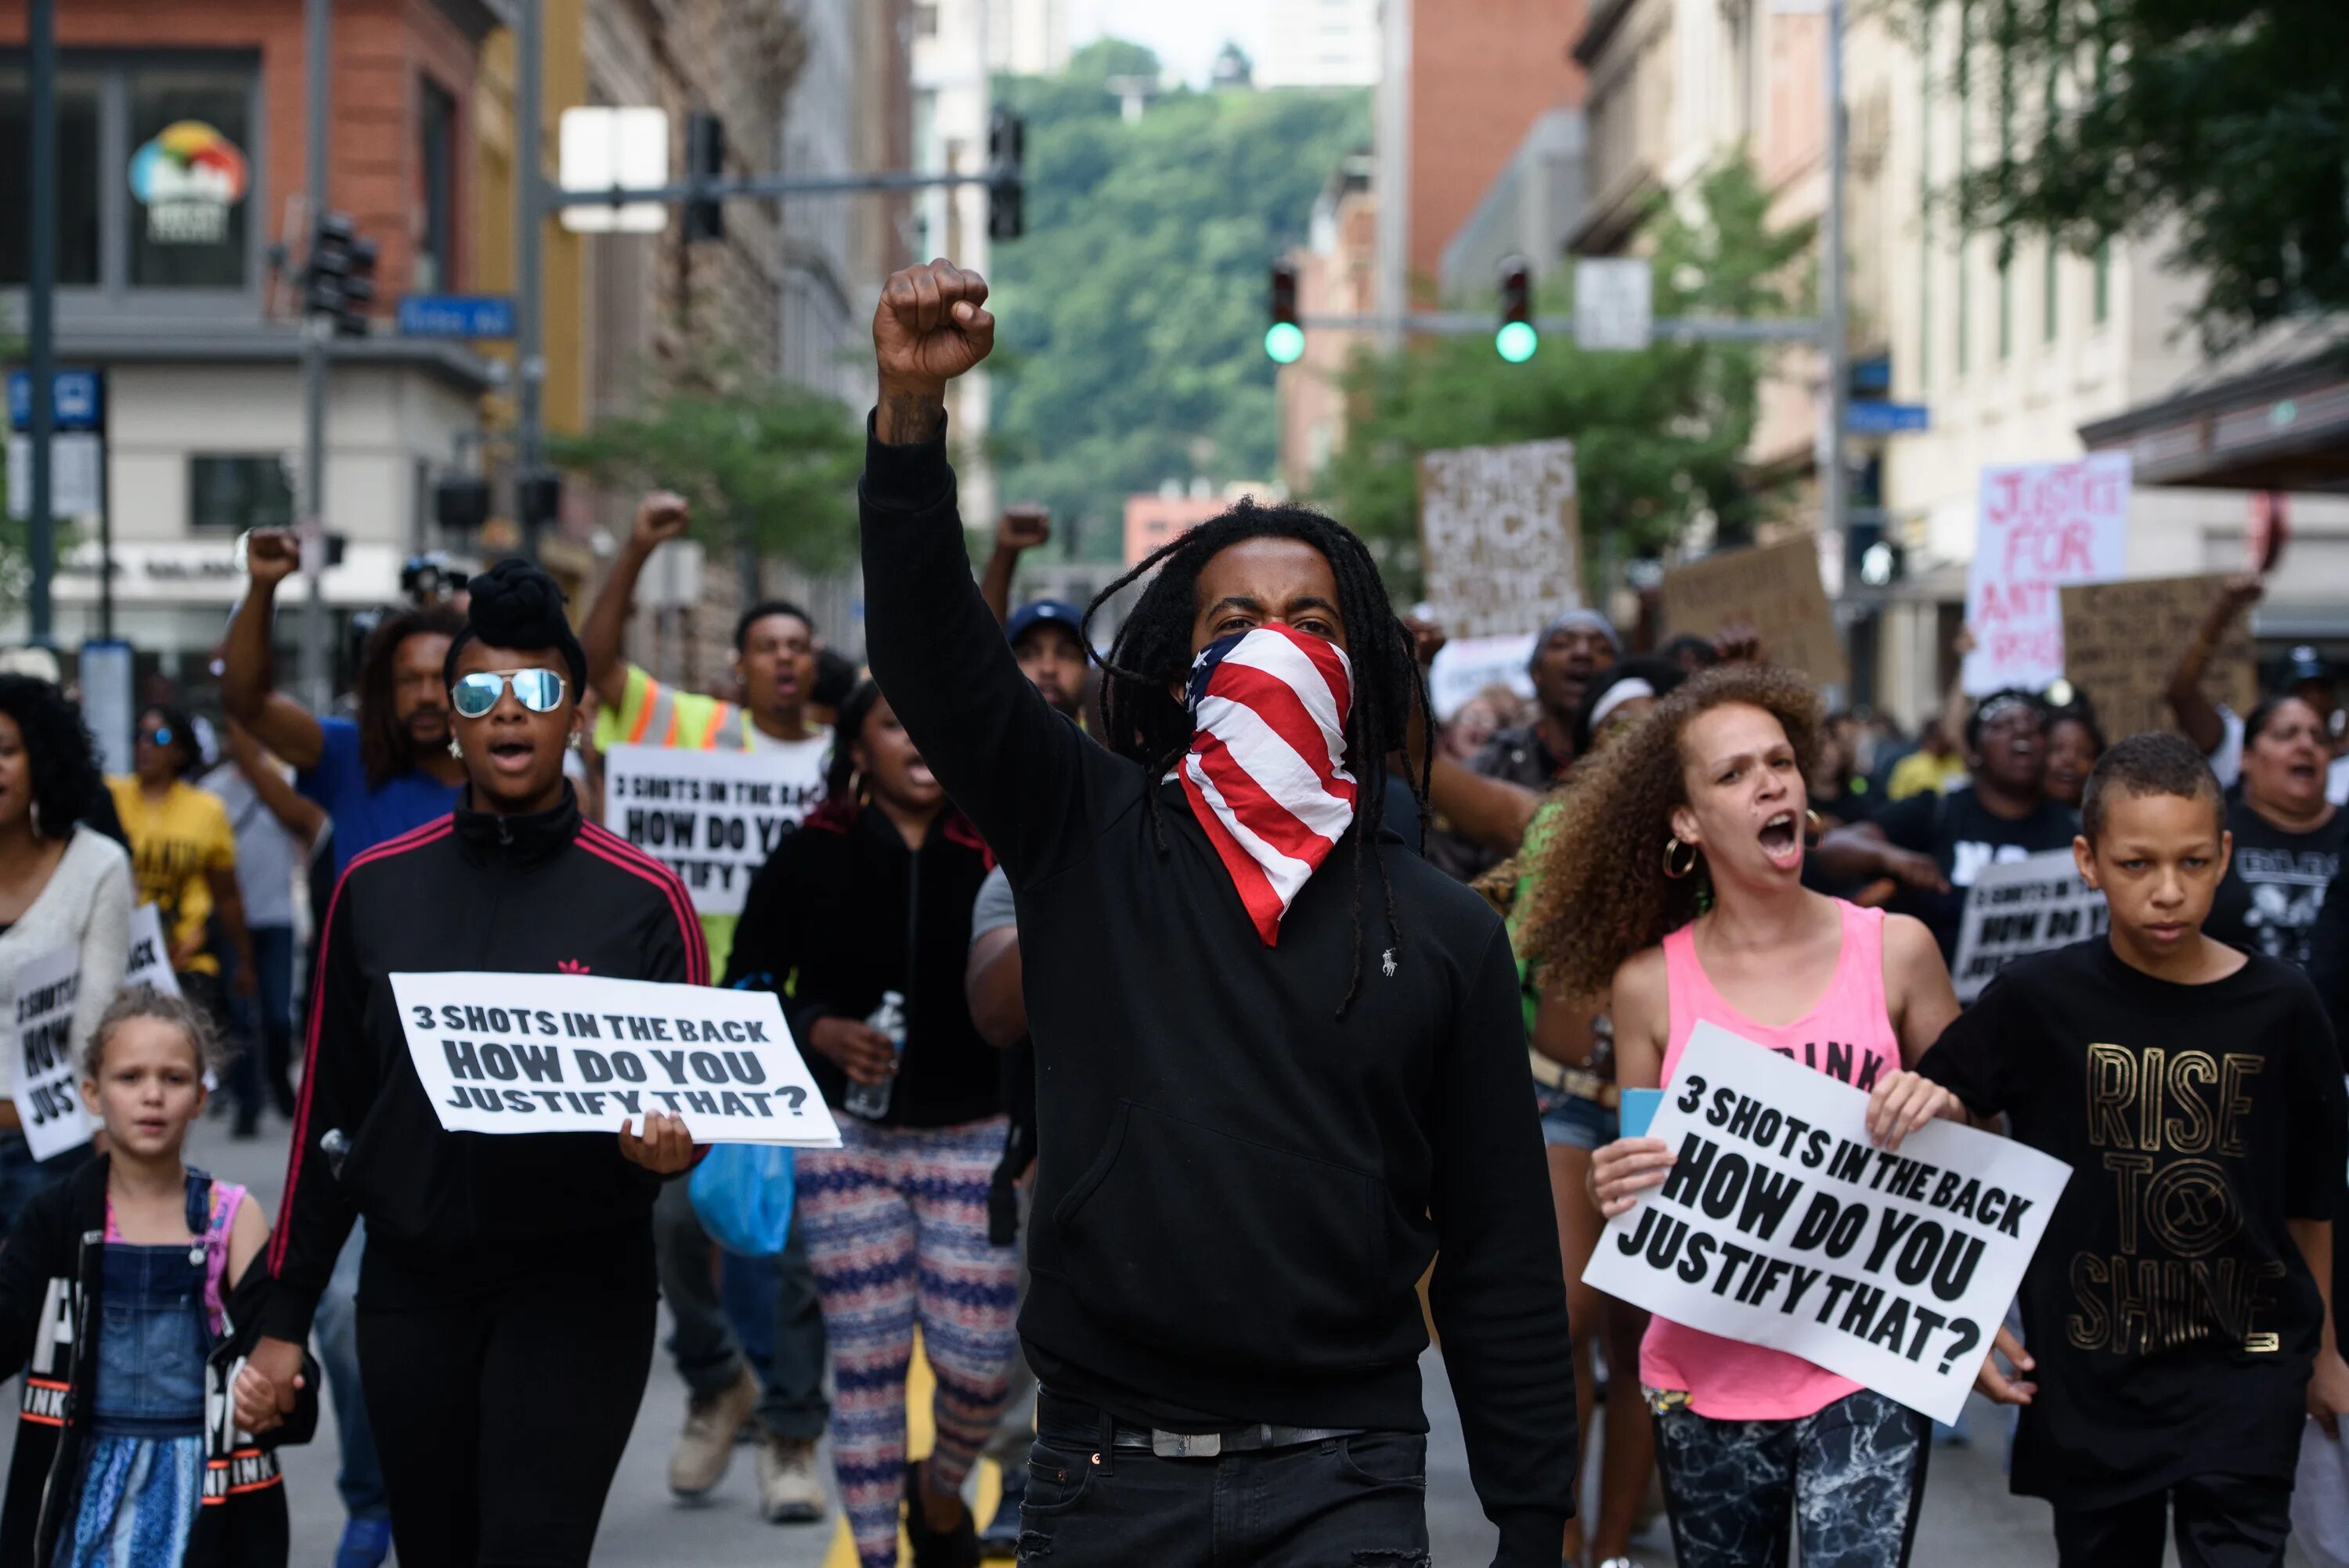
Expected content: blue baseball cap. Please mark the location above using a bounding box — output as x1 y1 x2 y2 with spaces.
1007 598 1085 650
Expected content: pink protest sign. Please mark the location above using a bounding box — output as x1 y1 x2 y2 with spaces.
1961 453 2131 696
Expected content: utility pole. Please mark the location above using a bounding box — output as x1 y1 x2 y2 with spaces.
25 0 56 645
514 0 546 562
298 0 334 714
1822 0 1852 551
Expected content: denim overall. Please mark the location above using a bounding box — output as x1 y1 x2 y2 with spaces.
59 1173 217 1568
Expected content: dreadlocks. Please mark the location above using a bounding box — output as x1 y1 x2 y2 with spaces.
1080 498 1432 1017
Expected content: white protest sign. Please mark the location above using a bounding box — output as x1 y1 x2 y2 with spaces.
124 903 181 998
1583 1022 2070 1424
10 946 88 1161
602 744 825 917
1949 849 2108 1004
1961 452 2130 695
390 971 839 1147
1427 633 1537 721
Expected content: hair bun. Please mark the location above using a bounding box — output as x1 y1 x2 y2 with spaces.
465 558 570 646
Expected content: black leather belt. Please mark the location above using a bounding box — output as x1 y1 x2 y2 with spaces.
1114 1421 1363 1458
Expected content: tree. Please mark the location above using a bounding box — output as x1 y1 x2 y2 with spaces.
988 41 1368 558
1319 159 1814 600
1903 0 2349 344
550 352 864 573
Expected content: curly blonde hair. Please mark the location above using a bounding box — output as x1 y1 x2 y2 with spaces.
1515 664 1824 1001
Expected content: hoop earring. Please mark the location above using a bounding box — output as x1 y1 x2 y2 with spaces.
27 801 41 841
1805 808 1824 836
448 739 464 760
566 731 583 752
1663 836 1698 880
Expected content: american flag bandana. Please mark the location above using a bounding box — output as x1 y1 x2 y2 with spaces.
1178 624 1359 945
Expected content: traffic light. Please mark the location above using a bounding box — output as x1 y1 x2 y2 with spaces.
684 112 725 243
1265 261 1303 364
988 109 1026 242
305 212 377 338
1495 257 1536 362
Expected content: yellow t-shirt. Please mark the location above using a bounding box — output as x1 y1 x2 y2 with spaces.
1885 749 1968 802
107 777 237 975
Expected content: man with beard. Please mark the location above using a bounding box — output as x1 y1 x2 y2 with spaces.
221 527 467 1568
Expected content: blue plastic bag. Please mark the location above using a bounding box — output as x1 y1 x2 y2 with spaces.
688 1142 796 1257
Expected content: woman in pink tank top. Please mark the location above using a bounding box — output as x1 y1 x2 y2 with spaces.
1515 665 1965 1568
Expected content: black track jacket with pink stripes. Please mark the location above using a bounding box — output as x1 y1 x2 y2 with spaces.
258 785 706 1342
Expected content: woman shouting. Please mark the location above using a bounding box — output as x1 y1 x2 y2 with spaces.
239 559 701 1566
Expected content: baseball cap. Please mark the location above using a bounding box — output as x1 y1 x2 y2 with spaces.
1007 598 1085 650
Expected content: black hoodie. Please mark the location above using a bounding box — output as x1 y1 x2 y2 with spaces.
259 788 706 1341
860 424 1577 1565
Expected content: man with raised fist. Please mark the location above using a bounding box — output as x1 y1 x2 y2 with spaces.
857 259 1577 1567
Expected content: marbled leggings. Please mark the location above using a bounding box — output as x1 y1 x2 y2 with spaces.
1650 1387 1929 1568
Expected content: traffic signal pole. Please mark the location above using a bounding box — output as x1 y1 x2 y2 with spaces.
515 0 547 562
298 0 333 715
1822 0 1853 551
25 0 54 646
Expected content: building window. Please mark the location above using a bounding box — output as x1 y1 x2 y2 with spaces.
0 52 258 297
0 70 102 286
2093 242 2110 325
416 77 456 293
2043 244 2058 343
188 455 292 534
915 4 939 38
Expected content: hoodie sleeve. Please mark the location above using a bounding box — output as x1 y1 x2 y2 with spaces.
860 419 1122 886
257 875 373 1343
723 834 830 1046
1427 920 1579 1566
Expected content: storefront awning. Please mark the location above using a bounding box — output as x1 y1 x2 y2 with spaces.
52 323 500 398
2078 322 2349 492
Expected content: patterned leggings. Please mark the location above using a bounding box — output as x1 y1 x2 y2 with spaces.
1650 1386 1929 1568
796 1115 1021 1568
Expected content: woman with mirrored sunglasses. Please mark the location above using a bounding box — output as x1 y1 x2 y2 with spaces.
240 559 706 1568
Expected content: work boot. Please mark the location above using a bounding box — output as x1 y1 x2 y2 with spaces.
756 1431 828 1523
978 1468 1025 1558
669 1366 760 1498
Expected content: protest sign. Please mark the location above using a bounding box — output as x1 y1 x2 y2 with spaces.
1948 849 2109 1004
1962 453 2130 695
390 970 840 1147
601 744 825 917
1418 440 1582 639
1660 535 1848 689
1427 633 1536 721
10 945 87 1161
2059 574 2256 741
1582 1022 2070 1423
124 903 180 998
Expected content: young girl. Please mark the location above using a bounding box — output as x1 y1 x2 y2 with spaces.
0 986 312 1568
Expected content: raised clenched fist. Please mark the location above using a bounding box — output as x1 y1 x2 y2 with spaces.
873 259 994 395
244 528 301 588
632 491 690 551
996 505 1051 554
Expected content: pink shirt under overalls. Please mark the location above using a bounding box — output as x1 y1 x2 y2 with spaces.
1639 899 1902 1421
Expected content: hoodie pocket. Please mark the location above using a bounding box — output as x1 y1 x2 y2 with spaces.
1048 1100 1387 1371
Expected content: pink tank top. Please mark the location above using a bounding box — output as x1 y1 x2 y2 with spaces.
1639 899 1901 1421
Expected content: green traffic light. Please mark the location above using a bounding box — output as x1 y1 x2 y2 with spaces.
1495 321 1539 362
1265 322 1306 364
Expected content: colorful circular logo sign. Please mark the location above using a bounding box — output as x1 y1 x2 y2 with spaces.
128 121 249 245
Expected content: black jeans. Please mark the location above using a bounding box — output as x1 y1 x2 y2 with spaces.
2051 1473 2293 1568
358 1267 655 1566
1017 1390 1431 1568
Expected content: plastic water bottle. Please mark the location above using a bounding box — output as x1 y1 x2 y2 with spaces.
843 990 906 1120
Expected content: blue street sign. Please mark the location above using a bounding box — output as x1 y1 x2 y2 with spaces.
395 294 518 340
7 369 103 433
1846 400 1929 436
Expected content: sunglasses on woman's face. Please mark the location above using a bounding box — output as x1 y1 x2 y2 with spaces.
449 669 567 719
141 727 172 748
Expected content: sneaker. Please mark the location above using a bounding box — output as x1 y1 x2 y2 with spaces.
668 1366 760 1499
333 1517 393 1568
977 1469 1024 1558
756 1432 828 1523
904 1458 982 1568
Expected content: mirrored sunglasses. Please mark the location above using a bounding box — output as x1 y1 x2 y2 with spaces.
450 669 567 719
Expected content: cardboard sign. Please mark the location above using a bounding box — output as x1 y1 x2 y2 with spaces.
1948 849 2109 1004
2059 574 2256 741
1660 535 1848 689
1417 440 1582 640
601 744 828 917
1583 1022 2070 1424
391 971 839 1146
10 945 88 1161
1963 454 2130 695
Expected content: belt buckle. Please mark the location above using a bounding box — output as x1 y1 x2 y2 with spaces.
1151 1429 1221 1458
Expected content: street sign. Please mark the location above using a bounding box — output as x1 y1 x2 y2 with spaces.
5 434 104 519
397 294 518 340
1845 401 1930 435
7 369 103 433
1574 258 1653 351
558 107 669 234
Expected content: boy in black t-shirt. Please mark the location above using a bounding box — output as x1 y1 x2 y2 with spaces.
1879 731 2349 1567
